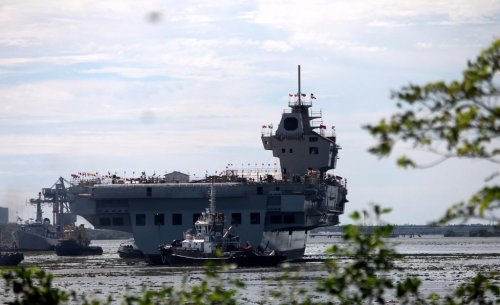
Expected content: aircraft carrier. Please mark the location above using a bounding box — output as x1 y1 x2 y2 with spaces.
29 66 348 263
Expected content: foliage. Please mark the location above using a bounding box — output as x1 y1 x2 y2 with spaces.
365 39 499 164
2 267 73 305
364 39 500 223
316 207 408 305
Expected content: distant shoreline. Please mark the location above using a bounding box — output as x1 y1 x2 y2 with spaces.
312 224 499 237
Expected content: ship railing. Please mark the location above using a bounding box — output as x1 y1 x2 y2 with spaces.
261 129 274 137
325 175 347 188
219 167 282 183
288 97 312 107
310 109 322 118
310 119 323 128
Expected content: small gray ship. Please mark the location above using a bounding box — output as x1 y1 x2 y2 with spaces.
29 66 348 263
15 178 76 251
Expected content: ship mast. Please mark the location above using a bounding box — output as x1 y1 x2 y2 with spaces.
298 65 301 105
209 179 216 214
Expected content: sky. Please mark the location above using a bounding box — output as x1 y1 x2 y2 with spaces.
0 0 499 225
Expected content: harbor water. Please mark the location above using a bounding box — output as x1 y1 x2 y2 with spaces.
1 235 499 304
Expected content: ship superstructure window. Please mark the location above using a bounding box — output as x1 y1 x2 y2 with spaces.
99 217 111 226
193 213 201 224
309 137 318 142
270 215 282 224
282 148 286 153
112 217 124 226
250 212 260 224
146 187 152 197
289 149 293 153
257 186 263 195
154 213 165 226
172 213 182 225
136 214 146 226
284 117 298 131
231 213 242 225
309 147 319 154
284 214 295 224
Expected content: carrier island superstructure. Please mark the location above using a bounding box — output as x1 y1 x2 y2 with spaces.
30 66 348 263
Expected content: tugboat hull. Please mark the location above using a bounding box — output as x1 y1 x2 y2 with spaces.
0 252 24 266
160 247 286 267
118 246 145 259
55 240 103 256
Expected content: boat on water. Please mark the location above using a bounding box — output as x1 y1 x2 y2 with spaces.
118 239 145 258
15 179 76 251
29 66 348 263
55 224 103 256
0 251 24 266
159 183 287 266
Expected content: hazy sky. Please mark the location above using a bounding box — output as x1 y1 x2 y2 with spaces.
0 0 498 225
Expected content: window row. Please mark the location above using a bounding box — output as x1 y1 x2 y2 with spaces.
280 147 320 154
269 214 295 224
133 212 262 226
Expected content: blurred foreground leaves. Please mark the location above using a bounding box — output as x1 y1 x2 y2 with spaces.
364 39 500 224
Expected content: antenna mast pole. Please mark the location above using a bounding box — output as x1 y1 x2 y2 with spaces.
298 65 301 105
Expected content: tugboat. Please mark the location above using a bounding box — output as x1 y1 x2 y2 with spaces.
159 182 287 266
118 239 145 259
55 224 103 256
0 251 24 266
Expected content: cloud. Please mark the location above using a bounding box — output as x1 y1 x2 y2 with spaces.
246 0 500 52
261 40 293 52
83 66 170 78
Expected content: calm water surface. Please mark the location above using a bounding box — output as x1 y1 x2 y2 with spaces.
1 235 499 304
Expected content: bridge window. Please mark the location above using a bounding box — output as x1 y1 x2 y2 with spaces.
136 214 146 226
270 215 282 224
309 147 319 154
172 213 182 225
284 214 295 224
250 212 260 224
284 117 298 131
154 213 165 226
231 213 242 225
112 217 124 226
99 217 111 226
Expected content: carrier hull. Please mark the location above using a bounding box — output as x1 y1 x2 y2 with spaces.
67 180 346 262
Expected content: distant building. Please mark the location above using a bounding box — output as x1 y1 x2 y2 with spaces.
164 171 189 183
0 207 8 224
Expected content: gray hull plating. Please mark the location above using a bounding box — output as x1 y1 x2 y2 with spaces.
14 227 58 251
68 180 346 260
